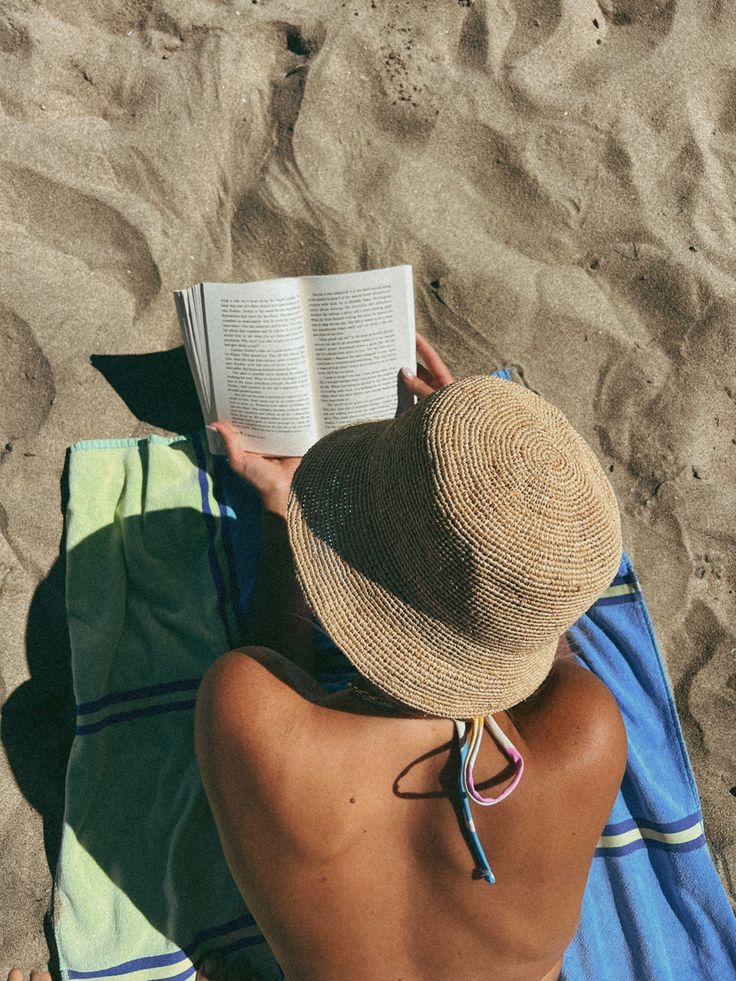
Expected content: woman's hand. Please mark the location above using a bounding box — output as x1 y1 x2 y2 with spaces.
401 333 455 400
208 422 300 520
211 333 452 512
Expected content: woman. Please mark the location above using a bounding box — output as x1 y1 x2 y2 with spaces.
195 336 627 980
7 338 625 981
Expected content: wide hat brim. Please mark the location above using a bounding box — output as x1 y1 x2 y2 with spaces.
286 416 560 719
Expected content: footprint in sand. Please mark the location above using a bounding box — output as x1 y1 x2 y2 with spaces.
508 0 677 109
609 242 716 359
0 10 31 55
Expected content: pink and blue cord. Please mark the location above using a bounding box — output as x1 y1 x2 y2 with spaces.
454 715 525 885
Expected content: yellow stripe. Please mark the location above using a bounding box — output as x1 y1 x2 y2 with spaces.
598 821 703 849
601 582 638 599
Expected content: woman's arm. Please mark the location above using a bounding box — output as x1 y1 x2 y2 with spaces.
246 509 315 675
208 424 316 675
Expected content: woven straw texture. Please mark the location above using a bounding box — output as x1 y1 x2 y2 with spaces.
287 374 622 718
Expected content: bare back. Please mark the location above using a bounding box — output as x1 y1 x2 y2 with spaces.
195 651 626 981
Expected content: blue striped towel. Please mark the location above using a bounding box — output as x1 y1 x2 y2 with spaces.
54 374 736 980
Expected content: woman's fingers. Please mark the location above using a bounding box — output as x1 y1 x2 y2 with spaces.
208 423 271 483
208 421 302 518
401 334 455 401
401 368 435 399
416 362 434 385
415 333 455 387
208 422 271 487
208 421 245 471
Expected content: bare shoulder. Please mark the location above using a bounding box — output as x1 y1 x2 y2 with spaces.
508 658 627 888
195 647 321 788
198 645 323 710
514 657 627 783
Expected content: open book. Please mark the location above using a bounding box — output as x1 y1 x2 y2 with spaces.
174 264 417 456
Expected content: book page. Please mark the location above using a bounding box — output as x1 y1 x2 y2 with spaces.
301 264 416 436
174 289 211 420
203 279 318 456
190 286 212 414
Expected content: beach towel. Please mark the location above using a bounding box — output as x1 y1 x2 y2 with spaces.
54 373 736 981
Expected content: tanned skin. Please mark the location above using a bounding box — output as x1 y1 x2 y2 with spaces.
195 565 625 981
192 337 627 981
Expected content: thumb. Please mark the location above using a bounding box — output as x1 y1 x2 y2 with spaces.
401 367 435 400
207 423 277 495
208 422 245 472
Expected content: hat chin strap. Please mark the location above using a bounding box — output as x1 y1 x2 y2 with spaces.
454 715 525 885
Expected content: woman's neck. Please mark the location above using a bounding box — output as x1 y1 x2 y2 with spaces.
340 675 432 718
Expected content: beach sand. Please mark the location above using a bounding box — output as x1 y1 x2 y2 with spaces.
1 0 734 967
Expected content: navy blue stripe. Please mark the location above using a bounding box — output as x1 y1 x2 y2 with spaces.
76 679 201 716
187 913 257 950
75 699 197 735
596 834 706 858
212 453 247 638
67 915 261 978
68 950 187 979
156 932 270 981
69 936 268 981
207 933 267 958
192 432 235 649
603 811 702 836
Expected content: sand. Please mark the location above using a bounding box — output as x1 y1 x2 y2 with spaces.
1 0 734 968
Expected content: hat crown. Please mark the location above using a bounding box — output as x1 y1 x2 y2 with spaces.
369 375 621 655
288 373 622 717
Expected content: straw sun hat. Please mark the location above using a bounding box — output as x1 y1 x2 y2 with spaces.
286 374 622 719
